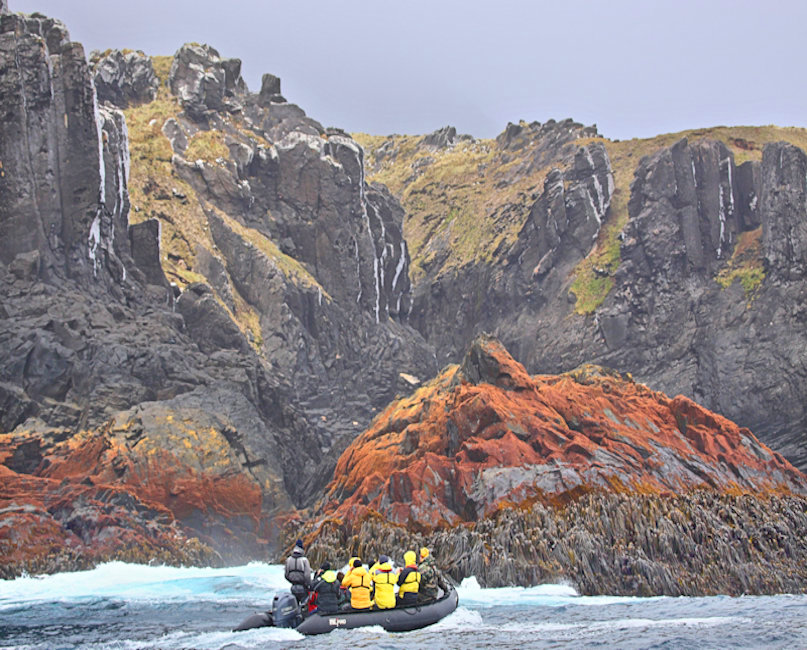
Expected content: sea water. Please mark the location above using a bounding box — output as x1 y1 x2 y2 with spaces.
1 562 806 649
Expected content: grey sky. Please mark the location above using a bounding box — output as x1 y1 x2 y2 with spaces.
11 0 807 141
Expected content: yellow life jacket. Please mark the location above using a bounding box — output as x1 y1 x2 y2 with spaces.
344 566 373 609
397 565 421 596
372 562 398 609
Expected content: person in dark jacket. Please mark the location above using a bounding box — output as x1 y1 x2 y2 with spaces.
335 571 349 609
311 563 340 615
417 546 448 602
284 539 312 604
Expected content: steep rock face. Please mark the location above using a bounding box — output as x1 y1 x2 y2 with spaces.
761 142 807 279
0 8 437 575
585 139 807 468
363 128 807 471
0 12 125 287
514 142 614 283
320 335 805 529
135 42 435 433
90 49 158 108
391 122 607 361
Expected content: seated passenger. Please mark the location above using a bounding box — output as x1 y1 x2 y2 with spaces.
311 562 340 615
342 558 373 610
417 547 449 602
396 551 421 606
335 571 349 609
371 555 397 609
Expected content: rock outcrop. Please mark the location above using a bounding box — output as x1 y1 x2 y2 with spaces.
361 126 807 473
5 4 807 593
90 49 158 108
293 335 807 596
319 335 805 528
0 8 435 576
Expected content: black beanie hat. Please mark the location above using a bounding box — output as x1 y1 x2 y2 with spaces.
295 539 303 548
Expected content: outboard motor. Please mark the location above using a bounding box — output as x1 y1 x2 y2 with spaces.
272 591 303 629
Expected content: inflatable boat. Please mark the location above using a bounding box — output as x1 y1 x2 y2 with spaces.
235 585 458 635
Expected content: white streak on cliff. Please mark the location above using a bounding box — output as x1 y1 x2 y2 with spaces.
91 84 105 203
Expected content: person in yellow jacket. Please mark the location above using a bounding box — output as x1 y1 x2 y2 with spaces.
342 558 373 610
396 550 421 606
343 556 360 581
371 555 398 609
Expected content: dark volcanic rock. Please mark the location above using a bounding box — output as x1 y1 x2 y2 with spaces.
420 126 464 149
90 49 159 108
175 283 247 353
169 43 246 120
258 72 281 107
128 219 167 287
761 142 807 279
516 142 614 280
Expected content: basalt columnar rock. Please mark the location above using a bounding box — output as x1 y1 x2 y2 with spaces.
359 124 807 473
5 2 807 591
0 7 435 576
293 335 807 595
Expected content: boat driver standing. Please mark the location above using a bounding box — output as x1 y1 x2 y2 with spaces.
284 539 312 604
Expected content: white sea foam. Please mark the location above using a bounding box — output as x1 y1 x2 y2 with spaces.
0 562 286 610
457 575 577 607
98 626 302 649
429 606 484 629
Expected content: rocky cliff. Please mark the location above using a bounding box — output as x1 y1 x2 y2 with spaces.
3 3 807 593
357 124 807 472
0 6 434 573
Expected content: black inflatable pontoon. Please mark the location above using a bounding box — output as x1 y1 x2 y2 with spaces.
235 586 458 635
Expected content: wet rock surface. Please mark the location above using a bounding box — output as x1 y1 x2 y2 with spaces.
293 491 807 596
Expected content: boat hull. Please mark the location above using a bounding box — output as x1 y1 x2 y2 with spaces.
234 586 458 635
297 587 458 635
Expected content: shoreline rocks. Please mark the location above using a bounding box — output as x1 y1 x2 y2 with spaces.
288 489 807 596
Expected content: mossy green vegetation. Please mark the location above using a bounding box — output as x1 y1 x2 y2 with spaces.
359 124 807 313
715 227 765 296
354 133 550 282
184 129 231 166
570 207 627 314
150 55 173 87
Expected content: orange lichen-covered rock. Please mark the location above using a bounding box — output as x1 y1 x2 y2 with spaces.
0 416 269 577
323 335 807 528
